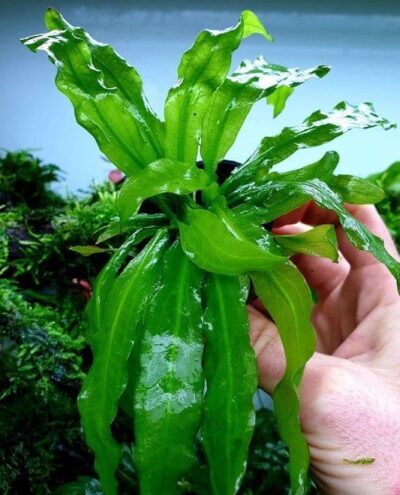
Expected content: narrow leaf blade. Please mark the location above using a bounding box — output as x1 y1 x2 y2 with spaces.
223 101 395 195
202 273 257 494
133 241 204 494
251 264 316 495
78 230 168 495
328 174 385 204
201 58 329 175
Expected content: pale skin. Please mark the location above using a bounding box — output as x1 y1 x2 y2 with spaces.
248 203 400 495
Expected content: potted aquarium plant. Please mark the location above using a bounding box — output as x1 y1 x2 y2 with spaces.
22 9 399 495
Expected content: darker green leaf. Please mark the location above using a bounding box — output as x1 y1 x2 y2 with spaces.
202 273 258 494
78 230 168 495
240 179 400 287
133 241 204 495
223 101 395 195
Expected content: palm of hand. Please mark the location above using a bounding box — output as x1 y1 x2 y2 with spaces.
249 204 400 495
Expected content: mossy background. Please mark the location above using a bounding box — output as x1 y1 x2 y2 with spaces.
0 150 398 494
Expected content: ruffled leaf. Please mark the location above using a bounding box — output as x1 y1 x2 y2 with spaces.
22 8 164 176
223 101 395 194
201 57 329 176
164 11 272 165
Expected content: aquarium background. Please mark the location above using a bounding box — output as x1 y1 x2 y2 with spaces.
2 0 400 192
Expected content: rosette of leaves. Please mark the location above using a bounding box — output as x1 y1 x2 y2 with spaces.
22 9 399 495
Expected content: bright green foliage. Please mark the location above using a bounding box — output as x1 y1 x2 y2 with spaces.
202 274 258 494
22 9 164 176
116 159 209 221
179 206 286 275
133 241 204 494
274 224 338 261
23 9 399 495
164 10 272 165
201 58 329 176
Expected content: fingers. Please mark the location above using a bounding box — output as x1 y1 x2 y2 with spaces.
273 223 350 299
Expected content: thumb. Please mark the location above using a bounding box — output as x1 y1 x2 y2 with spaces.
248 304 286 394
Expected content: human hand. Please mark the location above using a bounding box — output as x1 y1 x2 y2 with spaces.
248 203 400 494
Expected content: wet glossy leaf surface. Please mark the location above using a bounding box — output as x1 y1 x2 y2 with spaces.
116 159 209 221
223 101 395 195
78 230 168 495
239 179 400 286
22 8 400 495
202 273 257 494
96 214 167 243
201 58 329 175
22 9 164 176
133 241 204 495
178 206 286 275
165 11 271 165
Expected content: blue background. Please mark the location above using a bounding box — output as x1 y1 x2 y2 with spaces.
2 0 400 193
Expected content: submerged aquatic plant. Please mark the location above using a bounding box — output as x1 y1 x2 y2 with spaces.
22 9 398 495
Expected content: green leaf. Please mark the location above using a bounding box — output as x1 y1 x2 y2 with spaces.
178 206 286 275
96 213 167 243
78 230 168 495
55 477 103 495
69 245 109 256
116 159 209 221
265 150 339 185
202 273 257 495
223 101 395 195
274 224 339 261
370 161 400 195
201 58 329 175
242 179 400 287
164 10 271 165
251 264 316 495
328 175 385 204
267 85 294 117
22 9 164 176
133 240 204 495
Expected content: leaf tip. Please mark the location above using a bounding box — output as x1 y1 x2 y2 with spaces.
241 10 273 42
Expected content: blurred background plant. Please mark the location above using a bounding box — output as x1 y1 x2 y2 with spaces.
0 150 398 494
